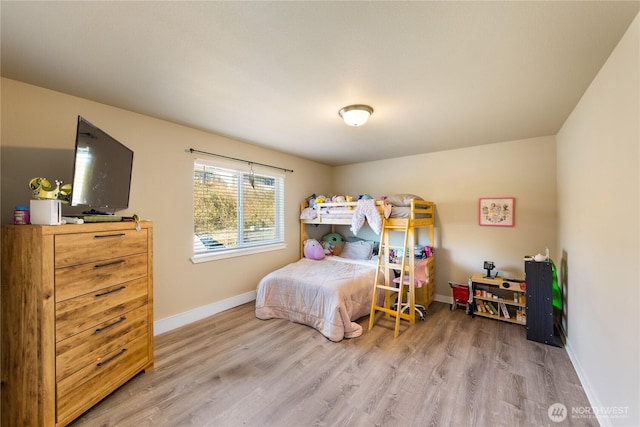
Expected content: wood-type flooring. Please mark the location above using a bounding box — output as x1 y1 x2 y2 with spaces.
70 302 596 427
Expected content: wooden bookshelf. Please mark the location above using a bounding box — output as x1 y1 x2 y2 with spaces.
471 273 526 325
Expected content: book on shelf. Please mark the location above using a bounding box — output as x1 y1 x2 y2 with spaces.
479 300 489 314
481 301 488 313
485 301 497 315
499 302 510 318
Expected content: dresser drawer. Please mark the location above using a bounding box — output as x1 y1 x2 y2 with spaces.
56 335 149 425
426 257 435 276
416 285 428 308
55 229 148 268
427 283 435 306
56 305 148 382
55 253 148 302
56 277 148 341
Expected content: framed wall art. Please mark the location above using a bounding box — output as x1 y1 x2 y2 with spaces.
479 197 515 227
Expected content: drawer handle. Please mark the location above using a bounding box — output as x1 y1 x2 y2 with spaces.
95 316 127 333
95 285 126 298
94 260 126 269
96 348 127 367
94 233 126 239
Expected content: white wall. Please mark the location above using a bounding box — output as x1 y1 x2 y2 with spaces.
556 13 639 427
333 136 558 301
0 78 332 322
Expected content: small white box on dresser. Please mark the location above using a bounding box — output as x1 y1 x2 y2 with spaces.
30 199 62 225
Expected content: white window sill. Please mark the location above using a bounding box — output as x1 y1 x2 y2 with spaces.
190 242 287 263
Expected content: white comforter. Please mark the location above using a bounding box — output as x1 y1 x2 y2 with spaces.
255 256 383 342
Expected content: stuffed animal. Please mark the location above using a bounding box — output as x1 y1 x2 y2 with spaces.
306 193 317 208
303 239 325 260
346 195 354 209
322 232 344 243
321 240 334 255
321 233 345 256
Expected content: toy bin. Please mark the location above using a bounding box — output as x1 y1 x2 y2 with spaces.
449 281 470 313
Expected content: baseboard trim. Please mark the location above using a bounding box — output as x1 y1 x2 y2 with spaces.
435 293 454 305
155 291 451 336
154 290 257 336
154 292 464 334
564 339 610 427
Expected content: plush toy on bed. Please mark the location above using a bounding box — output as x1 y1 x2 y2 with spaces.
314 195 327 206
303 239 325 260
323 232 344 243
321 240 334 255
305 193 317 208
321 232 345 256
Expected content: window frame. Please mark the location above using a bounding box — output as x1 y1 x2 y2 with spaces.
191 158 286 263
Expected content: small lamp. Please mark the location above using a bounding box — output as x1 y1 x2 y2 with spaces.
338 104 373 126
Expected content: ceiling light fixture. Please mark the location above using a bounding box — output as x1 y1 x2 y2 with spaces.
338 104 373 126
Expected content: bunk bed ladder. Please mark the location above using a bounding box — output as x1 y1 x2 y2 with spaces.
369 217 416 338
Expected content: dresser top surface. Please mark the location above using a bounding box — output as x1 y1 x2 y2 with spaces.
2 220 152 236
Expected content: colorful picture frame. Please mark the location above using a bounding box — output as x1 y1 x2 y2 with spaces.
479 197 515 227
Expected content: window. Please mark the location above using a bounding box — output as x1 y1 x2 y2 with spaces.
192 159 285 261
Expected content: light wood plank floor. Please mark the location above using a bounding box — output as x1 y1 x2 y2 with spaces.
70 302 596 427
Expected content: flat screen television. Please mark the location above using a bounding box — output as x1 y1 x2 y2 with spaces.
70 116 134 214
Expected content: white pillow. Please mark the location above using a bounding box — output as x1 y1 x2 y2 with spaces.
384 194 422 207
340 240 374 260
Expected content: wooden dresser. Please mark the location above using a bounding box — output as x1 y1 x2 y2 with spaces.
415 256 436 309
1 221 154 426
425 256 436 307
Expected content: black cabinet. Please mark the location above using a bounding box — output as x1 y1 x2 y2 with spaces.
525 261 562 347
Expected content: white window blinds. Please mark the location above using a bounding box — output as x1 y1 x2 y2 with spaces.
193 159 285 256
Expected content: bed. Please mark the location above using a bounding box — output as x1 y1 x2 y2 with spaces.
256 194 436 341
300 195 433 227
255 256 384 342
299 195 434 255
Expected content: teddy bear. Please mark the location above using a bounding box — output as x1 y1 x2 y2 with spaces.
303 239 325 260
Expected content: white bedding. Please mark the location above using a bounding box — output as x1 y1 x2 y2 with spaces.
255 256 383 342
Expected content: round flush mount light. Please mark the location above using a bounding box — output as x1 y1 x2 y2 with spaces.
338 104 373 126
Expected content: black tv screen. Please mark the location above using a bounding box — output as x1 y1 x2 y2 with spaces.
70 116 134 213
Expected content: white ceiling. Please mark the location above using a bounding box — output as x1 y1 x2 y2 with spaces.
2 1 638 166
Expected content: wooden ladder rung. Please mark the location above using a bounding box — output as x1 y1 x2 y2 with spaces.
370 305 414 320
376 285 399 292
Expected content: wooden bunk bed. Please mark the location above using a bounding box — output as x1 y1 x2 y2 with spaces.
255 196 435 341
299 198 435 255
300 197 436 334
